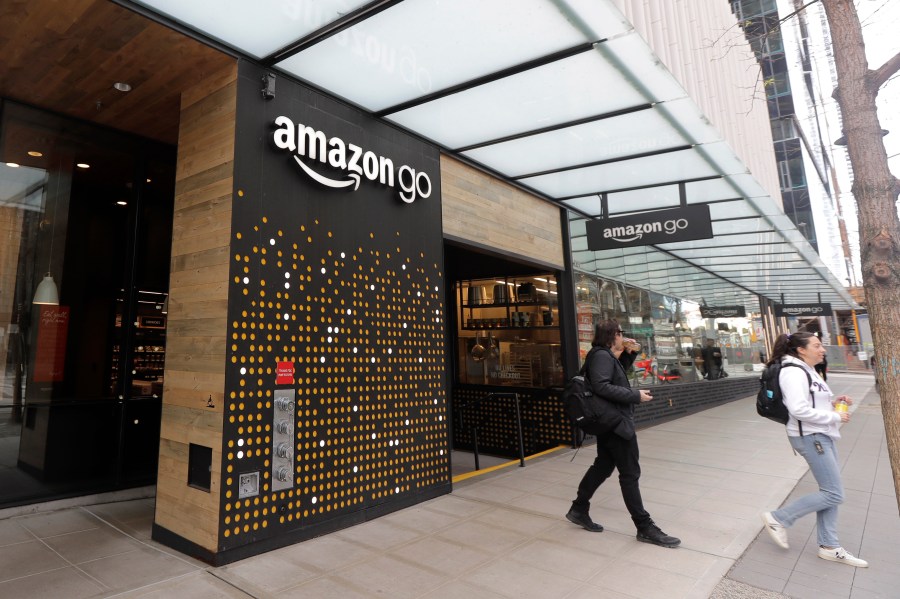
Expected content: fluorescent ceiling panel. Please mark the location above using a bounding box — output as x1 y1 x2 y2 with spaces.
133 0 371 58
521 147 710 197
277 0 629 111
461 106 688 177
386 47 652 149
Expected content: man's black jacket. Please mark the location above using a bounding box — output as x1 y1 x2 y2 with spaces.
583 346 641 440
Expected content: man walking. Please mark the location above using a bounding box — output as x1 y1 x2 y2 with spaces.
565 320 680 548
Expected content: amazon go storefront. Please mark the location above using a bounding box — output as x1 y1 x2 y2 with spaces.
0 52 575 566
160 63 574 562
0 42 573 563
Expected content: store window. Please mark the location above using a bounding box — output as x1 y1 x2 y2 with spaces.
574 272 765 384
456 275 563 388
0 100 174 507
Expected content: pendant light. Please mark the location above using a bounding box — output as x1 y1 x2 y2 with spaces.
33 191 59 305
33 273 59 305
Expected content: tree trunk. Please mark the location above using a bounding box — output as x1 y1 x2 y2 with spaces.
823 0 900 512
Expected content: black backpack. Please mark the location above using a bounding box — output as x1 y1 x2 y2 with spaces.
756 362 811 426
562 348 604 430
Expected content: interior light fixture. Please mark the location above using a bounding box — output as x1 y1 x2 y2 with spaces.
33 274 60 305
33 198 60 306
5 162 20 168
76 163 90 169
116 200 128 206
27 151 43 157
113 82 132 92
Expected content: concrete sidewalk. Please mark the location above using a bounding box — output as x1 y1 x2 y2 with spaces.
0 372 894 598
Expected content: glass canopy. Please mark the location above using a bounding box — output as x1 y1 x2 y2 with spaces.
132 0 859 311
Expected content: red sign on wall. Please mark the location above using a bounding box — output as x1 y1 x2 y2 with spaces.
34 305 70 382
276 361 294 385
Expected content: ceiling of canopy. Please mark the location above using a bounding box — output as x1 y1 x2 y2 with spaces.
128 0 860 312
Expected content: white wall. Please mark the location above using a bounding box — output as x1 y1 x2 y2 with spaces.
611 0 783 206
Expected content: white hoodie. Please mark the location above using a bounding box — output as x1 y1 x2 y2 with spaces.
779 355 842 438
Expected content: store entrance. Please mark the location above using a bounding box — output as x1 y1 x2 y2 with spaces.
0 101 175 508
444 242 571 478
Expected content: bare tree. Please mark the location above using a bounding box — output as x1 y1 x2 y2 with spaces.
822 0 900 511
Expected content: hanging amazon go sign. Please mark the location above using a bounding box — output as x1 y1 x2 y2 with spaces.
700 305 747 318
272 115 432 204
775 303 833 317
586 205 713 250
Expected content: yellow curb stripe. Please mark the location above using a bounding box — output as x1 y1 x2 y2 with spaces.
451 445 568 483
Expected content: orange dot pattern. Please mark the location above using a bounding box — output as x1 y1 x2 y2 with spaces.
222 214 448 546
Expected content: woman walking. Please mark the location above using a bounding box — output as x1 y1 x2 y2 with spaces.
759 331 867 567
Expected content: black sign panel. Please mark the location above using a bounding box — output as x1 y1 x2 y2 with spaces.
586 204 713 250
700 305 746 318
774 303 833 317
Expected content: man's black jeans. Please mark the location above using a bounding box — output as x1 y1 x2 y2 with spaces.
572 433 652 530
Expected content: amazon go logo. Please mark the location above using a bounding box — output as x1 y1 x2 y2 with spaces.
586 204 713 250
272 116 431 204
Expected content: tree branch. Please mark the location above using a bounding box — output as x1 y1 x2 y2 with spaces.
870 50 900 91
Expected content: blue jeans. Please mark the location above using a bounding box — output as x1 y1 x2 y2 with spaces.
772 433 844 547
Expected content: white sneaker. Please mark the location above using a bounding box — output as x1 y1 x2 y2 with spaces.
818 546 869 568
760 512 789 549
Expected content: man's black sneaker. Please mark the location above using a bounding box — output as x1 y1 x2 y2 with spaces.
565 508 603 532
637 523 680 547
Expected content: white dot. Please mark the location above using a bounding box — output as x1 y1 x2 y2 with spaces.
284 282 290 289
387 348 393 354
353 405 358 412
237 451 244 459
405 419 410 426
419 357 424 363
403 322 407 329
402 264 406 270
439 415 443 421
240 367 246 375
388 440 394 447
395 486 400 494
371 284 375 290
340 252 346 258
284 313 289 320
346 308 352 314
321 267 326 274
334 327 340 333
237 439 244 446
440 449 444 456
353 465 358 473
269 238 275 245
393 438 399 445
371 357 376 363
243 277 249 284
433 398 438 404
371 433 377 439
284 272 290 278
417 291 421 297
327 326 333 333
320 356 326 363
327 336 333 343
435 286 438 292
353 347 358 353
312 496 317 504
319 440 325 447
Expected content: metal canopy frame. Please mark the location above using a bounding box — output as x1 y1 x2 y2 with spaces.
129 0 860 312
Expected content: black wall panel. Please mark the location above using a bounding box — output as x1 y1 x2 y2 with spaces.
220 61 449 556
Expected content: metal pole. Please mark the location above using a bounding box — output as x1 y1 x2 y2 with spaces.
512 393 525 467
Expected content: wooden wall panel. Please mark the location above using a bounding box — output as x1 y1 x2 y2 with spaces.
154 62 236 553
441 156 564 268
